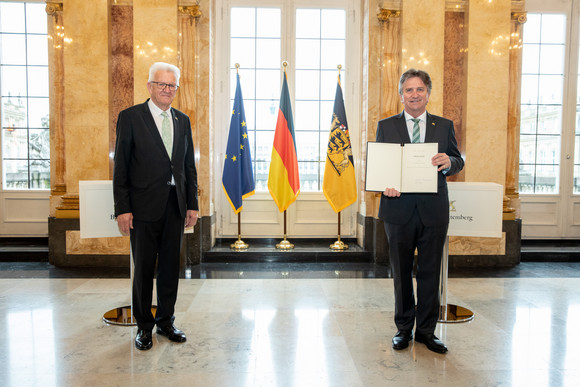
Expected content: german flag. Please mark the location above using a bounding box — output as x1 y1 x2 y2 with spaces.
268 71 300 212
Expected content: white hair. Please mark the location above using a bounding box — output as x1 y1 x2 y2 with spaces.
148 62 181 86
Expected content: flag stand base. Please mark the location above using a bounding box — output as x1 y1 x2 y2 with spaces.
231 236 249 250
276 236 294 250
329 240 348 250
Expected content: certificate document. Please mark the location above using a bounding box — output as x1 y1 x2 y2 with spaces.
365 142 438 193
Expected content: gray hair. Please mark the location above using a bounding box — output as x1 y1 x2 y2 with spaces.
398 68 432 95
148 62 181 86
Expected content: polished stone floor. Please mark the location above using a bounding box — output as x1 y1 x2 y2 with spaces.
1 262 580 386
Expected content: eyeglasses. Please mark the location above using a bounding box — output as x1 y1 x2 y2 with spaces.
150 81 178 91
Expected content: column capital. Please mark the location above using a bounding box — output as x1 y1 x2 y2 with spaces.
512 12 527 24
377 9 400 22
178 5 202 19
45 2 63 15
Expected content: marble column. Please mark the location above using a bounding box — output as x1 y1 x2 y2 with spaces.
46 2 65 217
133 0 178 103
401 0 445 115
463 0 511 186
58 0 111 218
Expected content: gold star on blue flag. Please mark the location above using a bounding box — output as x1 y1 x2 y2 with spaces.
222 73 255 213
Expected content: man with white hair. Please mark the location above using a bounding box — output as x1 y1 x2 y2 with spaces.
113 62 199 350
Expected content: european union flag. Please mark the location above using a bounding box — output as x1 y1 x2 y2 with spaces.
222 73 255 213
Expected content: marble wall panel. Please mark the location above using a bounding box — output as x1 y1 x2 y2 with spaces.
133 0 178 104
110 5 134 178
463 0 511 185
443 11 466 183
63 0 111 192
449 233 506 255
401 0 445 116
66 231 130 255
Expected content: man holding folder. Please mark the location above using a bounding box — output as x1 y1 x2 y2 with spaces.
376 69 464 353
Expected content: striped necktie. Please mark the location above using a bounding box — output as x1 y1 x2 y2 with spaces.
411 118 421 143
161 111 172 158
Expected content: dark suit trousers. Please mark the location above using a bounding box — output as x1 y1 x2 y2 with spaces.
384 208 448 335
130 187 184 331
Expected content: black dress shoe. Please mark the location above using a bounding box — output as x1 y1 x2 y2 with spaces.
156 324 187 343
135 329 153 350
392 330 413 350
415 332 448 354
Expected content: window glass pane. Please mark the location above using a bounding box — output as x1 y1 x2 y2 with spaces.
2 97 27 128
523 14 541 44
2 128 28 158
320 70 338 100
538 75 563 104
1 66 26 96
256 38 280 68
574 165 580 194
231 8 255 37
243 99 255 130
535 135 560 164
519 134 536 164
29 129 49 159
27 98 49 128
0 3 25 33
256 8 280 38
1 34 26 65
296 39 320 69
521 74 538 104
321 10 345 39
255 131 274 162
255 100 277 130
296 9 320 38
537 105 561 134
539 45 564 74
540 14 566 44
320 40 345 70
534 165 559 193
299 161 320 191
295 100 319 131
29 159 49 189
295 70 320 100
233 69 255 99
25 3 47 34
1 2 49 190
255 69 280 99
254 161 269 191
319 100 334 131
521 43 539 74
4 159 28 189
231 38 255 68
28 67 49 97
520 105 537 134
519 164 535 193
296 131 319 161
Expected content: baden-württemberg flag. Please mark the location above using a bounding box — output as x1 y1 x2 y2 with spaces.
323 75 356 213
222 73 255 214
268 71 300 212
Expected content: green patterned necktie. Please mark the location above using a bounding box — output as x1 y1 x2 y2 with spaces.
161 111 172 159
411 118 421 143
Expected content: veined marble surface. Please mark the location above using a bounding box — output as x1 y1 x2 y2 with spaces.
1 275 579 386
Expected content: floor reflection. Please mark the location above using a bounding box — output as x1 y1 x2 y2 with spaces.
8 309 56 386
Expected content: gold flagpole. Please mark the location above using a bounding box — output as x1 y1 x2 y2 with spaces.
231 211 249 250
330 211 348 250
276 210 294 249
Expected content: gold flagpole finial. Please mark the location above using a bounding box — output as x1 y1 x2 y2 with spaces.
337 64 342 74
282 61 288 72
235 63 240 74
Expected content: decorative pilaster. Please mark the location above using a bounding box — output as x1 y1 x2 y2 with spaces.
46 2 66 216
504 11 526 219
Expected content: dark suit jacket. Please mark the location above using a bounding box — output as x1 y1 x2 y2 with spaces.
113 99 198 222
376 111 463 227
